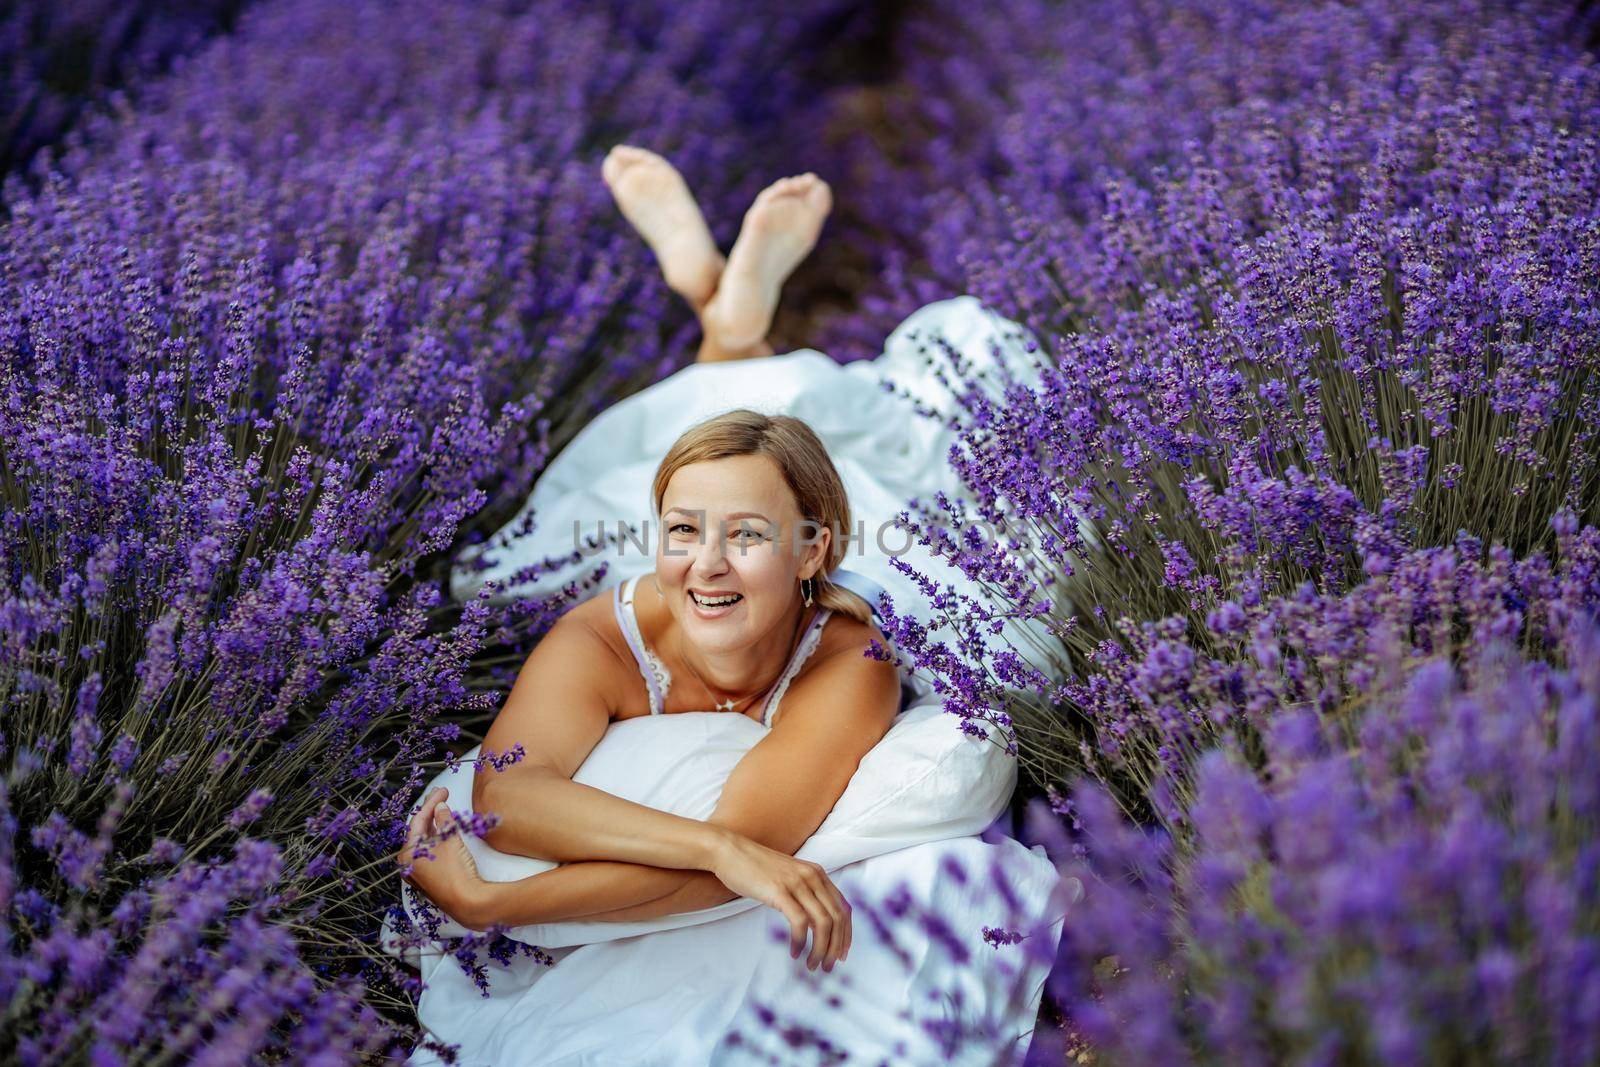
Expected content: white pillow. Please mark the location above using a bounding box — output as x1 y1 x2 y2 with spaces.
816 698 1017 842
396 691 1018 948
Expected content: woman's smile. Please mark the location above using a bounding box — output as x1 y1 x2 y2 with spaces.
687 589 745 618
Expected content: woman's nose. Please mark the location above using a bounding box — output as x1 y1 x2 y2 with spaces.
688 529 729 567
702 539 737 571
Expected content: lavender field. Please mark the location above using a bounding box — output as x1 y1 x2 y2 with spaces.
3 0 1598 1063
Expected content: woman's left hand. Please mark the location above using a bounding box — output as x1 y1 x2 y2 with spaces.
398 787 492 931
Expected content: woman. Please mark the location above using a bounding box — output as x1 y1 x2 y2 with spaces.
394 147 1069 1065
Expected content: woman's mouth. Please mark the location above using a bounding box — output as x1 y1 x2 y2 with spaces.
688 590 744 618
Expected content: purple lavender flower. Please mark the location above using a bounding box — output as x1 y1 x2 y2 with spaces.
1046 627 1600 1065
2 0 897 1059
834 3 1600 1058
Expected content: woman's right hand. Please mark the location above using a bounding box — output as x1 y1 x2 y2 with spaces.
708 830 851 972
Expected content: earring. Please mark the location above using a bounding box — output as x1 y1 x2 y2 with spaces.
801 577 814 607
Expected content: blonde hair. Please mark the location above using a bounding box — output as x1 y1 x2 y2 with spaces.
651 409 875 628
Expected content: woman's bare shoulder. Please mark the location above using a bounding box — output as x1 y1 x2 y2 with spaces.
563 581 613 622
816 607 893 663
541 583 636 712
563 581 627 648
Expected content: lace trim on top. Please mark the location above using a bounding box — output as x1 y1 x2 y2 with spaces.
613 574 831 724
615 575 672 716
762 607 832 729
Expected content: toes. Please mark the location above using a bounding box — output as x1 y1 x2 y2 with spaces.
765 176 805 199
601 151 627 186
603 146 675 192
744 173 831 219
778 174 822 198
604 145 652 173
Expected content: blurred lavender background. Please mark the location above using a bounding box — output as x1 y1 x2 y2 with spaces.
1 0 250 184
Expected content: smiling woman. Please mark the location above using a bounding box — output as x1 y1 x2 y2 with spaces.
393 148 1069 1065
447 410 905 953
650 414 872 690
396 328 1066 1061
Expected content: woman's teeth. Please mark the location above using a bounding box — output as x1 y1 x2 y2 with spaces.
690 592 743 608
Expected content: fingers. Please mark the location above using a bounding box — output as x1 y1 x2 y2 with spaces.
399 788 449 873
778 896 810 963
777 878 834 970
818 867 852 967
799 862 850 966
822 874 850 969
434 800 471 847
417 791 447 834
837 879 852 962
404 791 439 847
790 878 833 972
792 865 850 972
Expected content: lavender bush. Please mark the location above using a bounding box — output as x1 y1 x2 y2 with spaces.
819 0 1598 356
1063 519 1600 806
837 1 1600 1060
864 0 1600 790
1034 618 1600 1066
1 0 882 1059
1 765 393 1063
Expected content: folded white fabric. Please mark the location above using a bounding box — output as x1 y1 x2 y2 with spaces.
391 691 1021 949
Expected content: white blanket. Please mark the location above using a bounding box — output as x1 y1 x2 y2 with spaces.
385 708 1077 1066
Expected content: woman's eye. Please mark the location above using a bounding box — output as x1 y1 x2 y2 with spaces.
668 523 765 540
668 524 768 537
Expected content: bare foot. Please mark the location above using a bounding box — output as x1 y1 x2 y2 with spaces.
704 173 832 351
602 145 725 310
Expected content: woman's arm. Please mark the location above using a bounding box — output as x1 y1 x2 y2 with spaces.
477 766 728 872
403 791 736 930
467 859 738 927
471 613 727 872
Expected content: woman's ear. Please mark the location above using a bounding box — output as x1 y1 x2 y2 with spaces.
805 524 831 579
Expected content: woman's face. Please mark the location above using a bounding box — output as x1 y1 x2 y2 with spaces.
656 454 830 653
